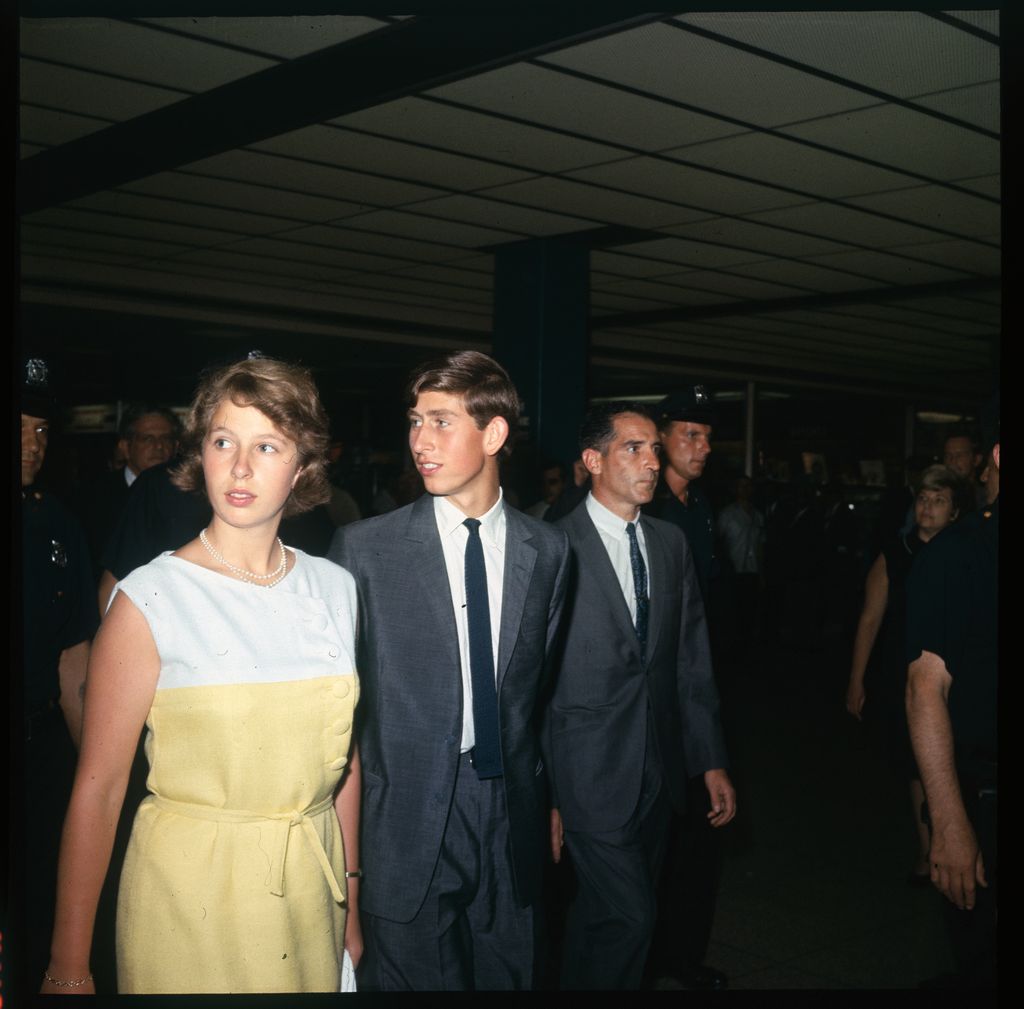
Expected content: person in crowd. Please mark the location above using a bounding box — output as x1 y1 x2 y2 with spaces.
979 447 998 505
845 465 969 882
526 460 567 519
906 403 998 989
644 385 730 991
43 356 361 994
716 474 765 657
942 427 984 510
547 401 734 990
18 357 97 993
544 454 590 522
76 404 179 576
329 351 569 991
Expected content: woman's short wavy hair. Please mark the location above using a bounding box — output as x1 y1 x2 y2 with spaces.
171 356 330 516
916 463 972 519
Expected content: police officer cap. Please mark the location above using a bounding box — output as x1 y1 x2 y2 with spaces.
656 384 715 426
22 355 57 418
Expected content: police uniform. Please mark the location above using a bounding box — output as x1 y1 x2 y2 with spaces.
643 386 727 992
19 359 99 989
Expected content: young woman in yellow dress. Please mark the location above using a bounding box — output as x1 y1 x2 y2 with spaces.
44 356 362 993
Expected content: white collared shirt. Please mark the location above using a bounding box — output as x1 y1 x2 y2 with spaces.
124 466 138 488
586 491 651 622
434 490 506 752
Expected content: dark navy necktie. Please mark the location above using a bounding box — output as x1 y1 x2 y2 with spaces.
626 521 649 660
464 518 503 779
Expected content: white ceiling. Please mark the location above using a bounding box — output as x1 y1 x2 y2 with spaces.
18 11 1001 402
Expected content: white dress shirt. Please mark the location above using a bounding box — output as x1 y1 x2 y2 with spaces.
434 490 506 752
585 492 651 622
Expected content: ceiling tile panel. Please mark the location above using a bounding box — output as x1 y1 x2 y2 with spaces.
429 61 739 151
664 217 849 258
593 278 737 306
19 105 114 148
335 96 623 172
479 177 694 230
221 236 408 273
747 201 959 247
870 238 1001 276
19 59 184 125
283 224 462 263
140 15 388 59
675 12 997 97
569 157 806 216
544 22 872 128
340 209 519 248
22 206 241 248
20 18 275 91
68 190 294 235
388 262 494 291
249 125 534 191
591 250 692 280
303 274 492 305
779 105 999 181
21 223 188 259
664 132 921 199
617 237 770 270
403 194 592 237
181 150 445 207
912 81 1000 134
843 185 1000 240
122 172 368 222
172 247 361 284
724 259 883 292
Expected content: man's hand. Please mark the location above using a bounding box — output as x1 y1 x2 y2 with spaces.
845 681 866 721
550 807 564 863
704 768 736 827
929 813 987 910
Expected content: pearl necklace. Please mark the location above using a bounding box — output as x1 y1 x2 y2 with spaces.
199 528 288 587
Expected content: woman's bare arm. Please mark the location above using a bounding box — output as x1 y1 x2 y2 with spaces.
42 592 159 993
846 553 889 720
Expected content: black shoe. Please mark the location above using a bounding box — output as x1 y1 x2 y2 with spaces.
669 964 728 990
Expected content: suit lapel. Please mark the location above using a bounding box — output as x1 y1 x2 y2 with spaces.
404 493 460 670
640 516 668 663
496 507 537 690
570 506 642 660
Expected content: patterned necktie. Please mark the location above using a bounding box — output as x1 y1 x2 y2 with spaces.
463 518 502 779
626 521 649 661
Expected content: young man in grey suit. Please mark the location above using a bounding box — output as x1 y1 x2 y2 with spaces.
547 401 736 990
329 351 569 990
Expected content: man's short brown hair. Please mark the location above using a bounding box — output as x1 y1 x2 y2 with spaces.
406 350 521 457
171 356 330 516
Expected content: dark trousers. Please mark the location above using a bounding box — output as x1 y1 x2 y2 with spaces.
358 752 536 991
647 775 724 976
560 746 671 990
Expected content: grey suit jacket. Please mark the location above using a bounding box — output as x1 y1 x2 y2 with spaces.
547 503 727 833
329 493 569 922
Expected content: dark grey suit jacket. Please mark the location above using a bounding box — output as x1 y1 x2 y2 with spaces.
547 503 727 834
329 493 569 922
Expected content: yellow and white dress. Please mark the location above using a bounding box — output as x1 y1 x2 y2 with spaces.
112 550 359 994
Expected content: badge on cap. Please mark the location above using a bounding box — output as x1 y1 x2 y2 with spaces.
693 385 708 404
26 358 49 388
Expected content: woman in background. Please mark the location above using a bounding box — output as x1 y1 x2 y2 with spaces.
846 464 968 881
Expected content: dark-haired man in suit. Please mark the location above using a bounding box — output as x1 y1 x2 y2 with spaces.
547 401 735 990
329 351 569 991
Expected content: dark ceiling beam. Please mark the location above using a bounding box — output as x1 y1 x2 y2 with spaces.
18 12 664 215
591 278 1001 331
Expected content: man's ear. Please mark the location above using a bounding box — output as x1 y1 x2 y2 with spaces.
483 415 509 458
581 447 602 477
993 443 999 471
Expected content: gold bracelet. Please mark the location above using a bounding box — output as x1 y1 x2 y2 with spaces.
44 969 93 988
345 869 363 878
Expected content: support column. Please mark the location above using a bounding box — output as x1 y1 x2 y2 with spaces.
904 404 916 460
492 238 590 467
744 380 757 477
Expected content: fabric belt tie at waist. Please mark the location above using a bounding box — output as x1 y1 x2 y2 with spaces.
150 794 345 904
